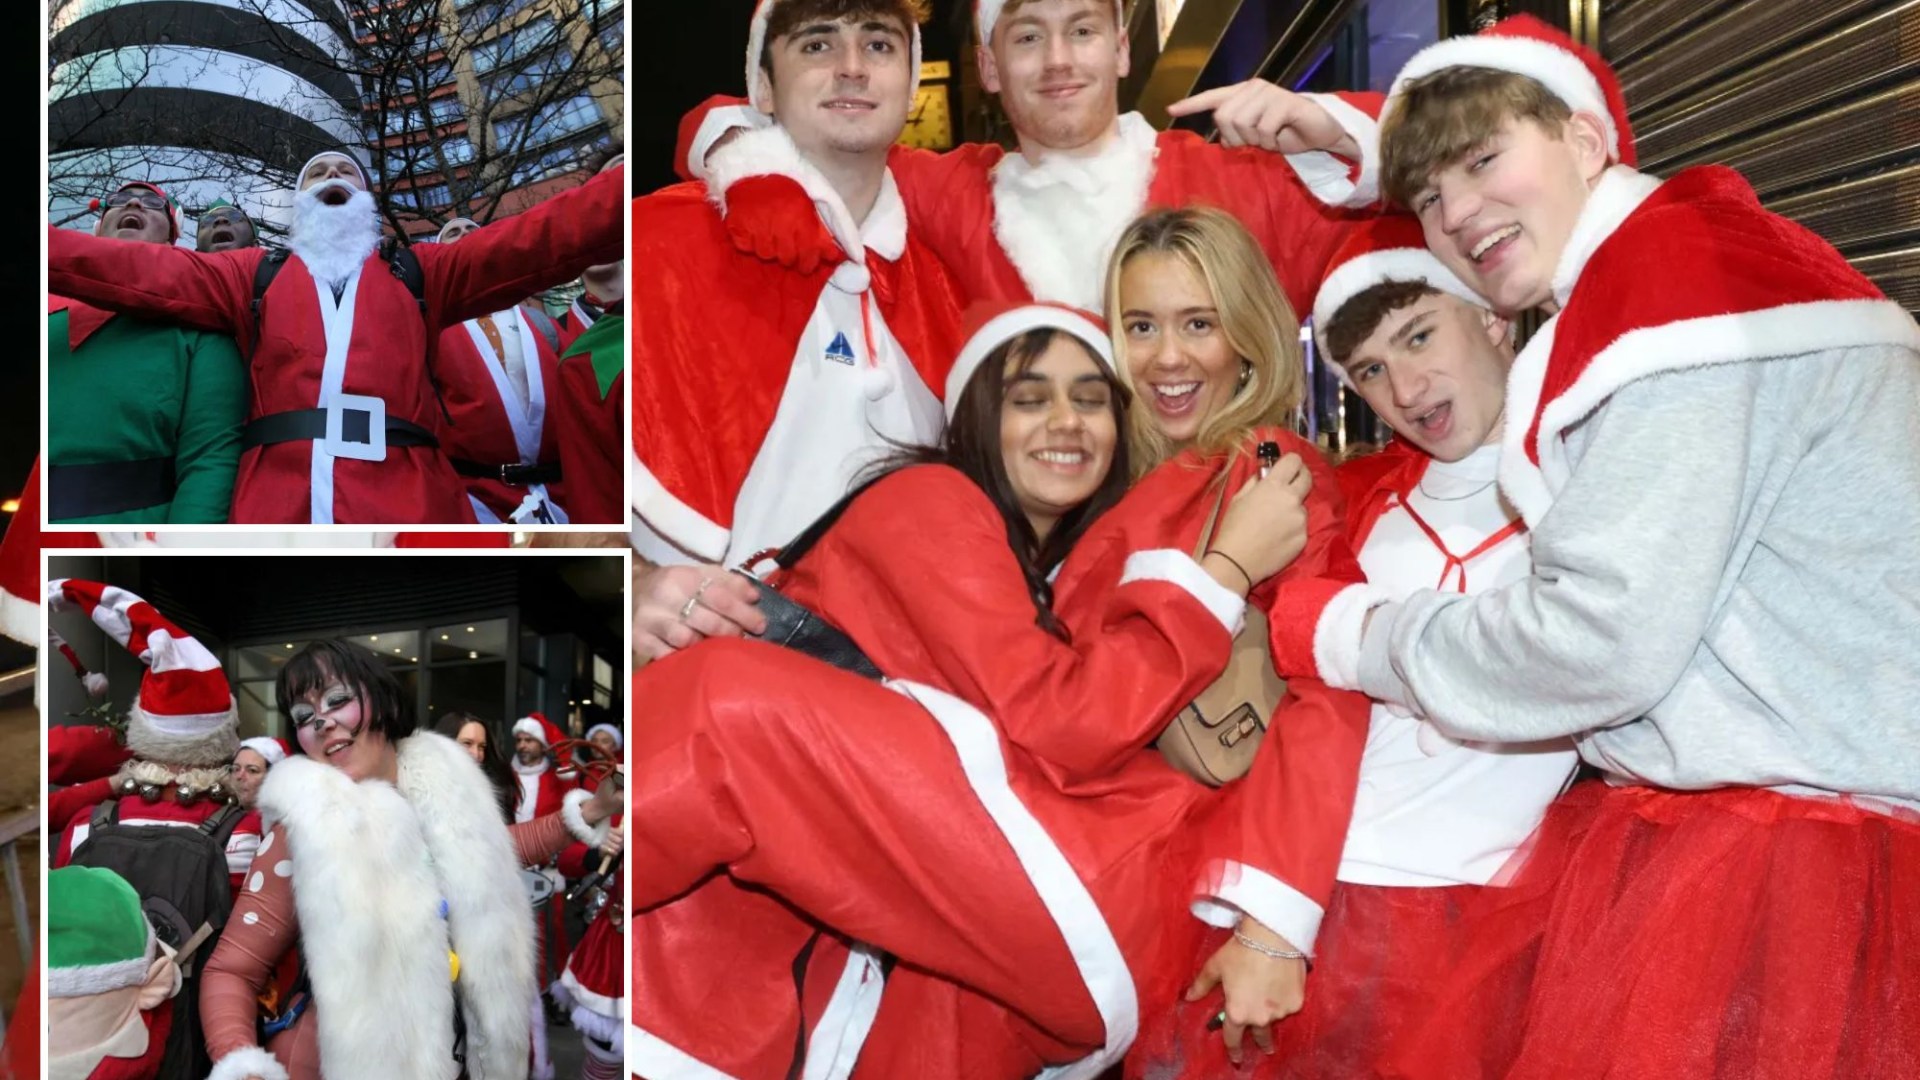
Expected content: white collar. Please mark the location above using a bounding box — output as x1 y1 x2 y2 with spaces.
994 112 1158 197
1549 165 1662 309
512 754 549 777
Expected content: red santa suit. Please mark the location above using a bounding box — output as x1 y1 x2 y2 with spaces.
511 714 577 824
633 441 1370 1079
434 304 569 523
685 94 1381 316
45 165 623 524
631 125 965 567
552 817 622 1073
551 294 624 527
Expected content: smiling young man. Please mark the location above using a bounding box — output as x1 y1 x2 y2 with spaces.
48 180 247 524
631 0 964 657
687 0 1378 315
1271 17 1920 1078
47 149 622 524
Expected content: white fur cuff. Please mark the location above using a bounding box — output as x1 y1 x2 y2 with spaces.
688 104 767 183
1190 860 1328 957
207 1045 291 1080
1314 583 1393 690
1291 93 1381 208
561 787 611 846
1119 549 1246 635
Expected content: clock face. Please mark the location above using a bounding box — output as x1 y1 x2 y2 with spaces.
899 84 953 150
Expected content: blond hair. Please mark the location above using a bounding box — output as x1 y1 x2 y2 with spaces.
1381 66 1572 209
1103 207 1304 477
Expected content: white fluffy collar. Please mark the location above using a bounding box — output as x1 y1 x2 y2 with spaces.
512 753 550 777
1549 165 1662 310
707 124 907 266
990 112 1159 308
258 731 535 1080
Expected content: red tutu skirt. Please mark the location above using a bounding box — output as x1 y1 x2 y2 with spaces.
1127 881 1478 1079
1380 781 1920 1080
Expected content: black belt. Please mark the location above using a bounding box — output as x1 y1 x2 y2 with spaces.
243 409 438 451
449 459 562 485
48 457 177 520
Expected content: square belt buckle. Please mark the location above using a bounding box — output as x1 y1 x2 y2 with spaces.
321 393 388 462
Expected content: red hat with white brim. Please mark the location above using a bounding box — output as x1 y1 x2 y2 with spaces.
944 302 1115 421
47 579 238 767
238 736 290 767
1383 14 1636 168
746 0 923 113
513 712 564 749
975 0 1124 46
1312 214 1484 385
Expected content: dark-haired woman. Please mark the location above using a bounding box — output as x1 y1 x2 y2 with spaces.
199 639 621 1080
434 710 517 823
632 302 1324 1079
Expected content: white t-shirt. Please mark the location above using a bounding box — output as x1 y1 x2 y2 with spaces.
1340 443 1579 887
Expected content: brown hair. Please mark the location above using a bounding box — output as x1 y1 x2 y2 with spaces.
761 0 930 74
1381 66 1572 209
1104 207 1305 477
1321 280 1441 366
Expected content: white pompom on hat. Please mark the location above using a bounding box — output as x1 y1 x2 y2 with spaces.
746 0 924 113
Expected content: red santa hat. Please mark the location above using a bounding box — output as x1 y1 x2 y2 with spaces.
512 712 564 750
90 181 181 242
1384 15 1636 168
1311 214 1485 384
237 736 290 767
945 302 1115 421
584 722 623 751
746 0 923 113
46 579 239 768
976 0 1124 46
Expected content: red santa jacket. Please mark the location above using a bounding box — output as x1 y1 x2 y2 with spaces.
552 299 624 527
1334 440 1429 550
433 306 568 523
515 763 577 824
632 138 965 564
45 166 624 525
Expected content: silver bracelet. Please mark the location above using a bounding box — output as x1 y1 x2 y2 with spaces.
1232 927 1307 961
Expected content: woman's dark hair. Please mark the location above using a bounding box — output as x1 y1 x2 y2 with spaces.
433 711 516 822
862 328 1132 638
277 639 416 751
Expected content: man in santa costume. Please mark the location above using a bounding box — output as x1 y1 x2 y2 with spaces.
631 0 966 661
640 0 1383 656
431 216 572 524
510 712 577 823
50 180 246 524
44 866 184 1080
1268 18 1920 1079
46 149 623 524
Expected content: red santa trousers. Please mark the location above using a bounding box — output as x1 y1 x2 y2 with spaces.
635 639 1222 1078
1379 781 1920 1080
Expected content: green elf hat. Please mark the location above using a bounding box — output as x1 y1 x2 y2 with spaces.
90 181 181 242
47 865 159 998
203 197 254 225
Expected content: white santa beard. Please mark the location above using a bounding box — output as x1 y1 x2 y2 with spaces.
290 186 381 286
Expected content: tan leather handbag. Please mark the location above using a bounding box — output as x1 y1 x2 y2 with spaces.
1155 473 1289 786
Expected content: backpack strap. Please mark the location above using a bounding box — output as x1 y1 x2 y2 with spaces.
90 798 119 830
197 802 243 845
521 304 562 356
249 248 292 354
381 236 428 321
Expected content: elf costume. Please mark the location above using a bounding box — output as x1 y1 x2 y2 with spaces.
45 865 182 1080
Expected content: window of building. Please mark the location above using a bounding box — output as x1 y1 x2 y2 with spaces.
470 15 556 75
495 93 601 153
429 96 465 126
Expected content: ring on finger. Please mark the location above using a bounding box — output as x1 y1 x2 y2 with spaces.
679 594 701 620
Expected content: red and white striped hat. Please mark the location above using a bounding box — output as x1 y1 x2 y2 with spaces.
47 579 239 767
976 0 1125 45
1311 214 1483 384
746 0 924 113
1383 15 1636 168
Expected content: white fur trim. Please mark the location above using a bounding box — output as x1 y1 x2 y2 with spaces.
1312 582 1393 689
124 699 239 768
747 0 922 113
513 716 548 744
296 150 370 191
977 0 1123 44
945 305 1115 419
632 448 732 564
1502 299 1920 527
802 943 887 1080
555 967 620 1023
1311 248 1483 378
561 786 612 846
45 946 154 998
630 1024 744 1080
891 680 1135 1079
1288 93 1381 208
1548 166 1660 310
990 112 1158 309
239 736 286 766
1190 861 1327 956
1386 34 1619 162
258 731 536 1080
584 722 623 749
0 590 35 647
206 1044 291 1080
685 104 768 182
1118 549 1246 636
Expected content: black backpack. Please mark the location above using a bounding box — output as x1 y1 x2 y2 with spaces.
70 800 244 1079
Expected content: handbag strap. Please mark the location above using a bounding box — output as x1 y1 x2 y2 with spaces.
1190 466 1235 561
